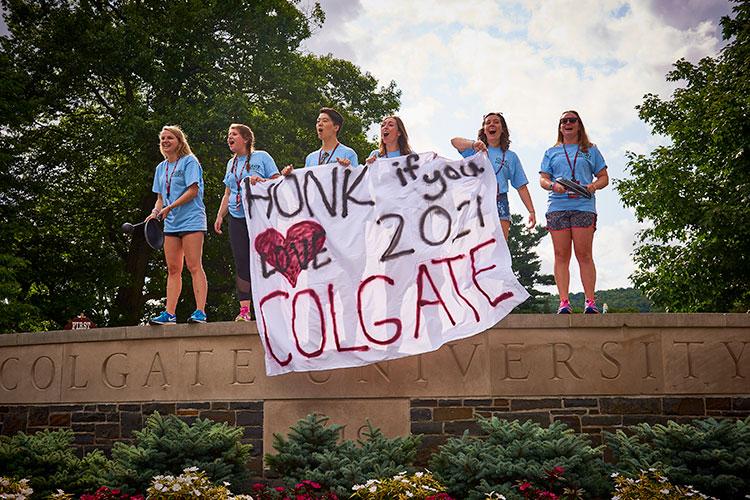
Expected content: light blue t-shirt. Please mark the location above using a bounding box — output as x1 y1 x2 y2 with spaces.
460 147 528 194
367 149 404 159
305 143 359 167
152 154 207 232
223 150 279 218
540 144 607 213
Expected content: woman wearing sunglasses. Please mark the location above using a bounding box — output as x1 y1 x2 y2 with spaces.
451 112 536 240
539 110 609 314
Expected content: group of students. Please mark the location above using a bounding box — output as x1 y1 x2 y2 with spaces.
146 107 608 325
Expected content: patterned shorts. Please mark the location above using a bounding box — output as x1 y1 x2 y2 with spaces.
496 192 510 221
546 210 597 231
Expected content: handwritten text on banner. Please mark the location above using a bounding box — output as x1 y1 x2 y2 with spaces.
243 152 529 376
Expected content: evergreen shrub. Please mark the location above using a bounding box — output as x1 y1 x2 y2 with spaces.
428 417 609 500
265 414 421 498
0 429 110 498
108 412 252 494
605 417 750 499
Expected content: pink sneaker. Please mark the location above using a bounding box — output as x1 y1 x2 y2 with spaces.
235 306 253 322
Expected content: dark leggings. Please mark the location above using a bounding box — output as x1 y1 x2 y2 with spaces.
229 216 252 301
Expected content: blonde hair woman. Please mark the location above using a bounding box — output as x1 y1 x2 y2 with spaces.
148 125 208 325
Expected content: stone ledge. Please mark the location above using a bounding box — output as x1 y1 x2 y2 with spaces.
2 313 748 346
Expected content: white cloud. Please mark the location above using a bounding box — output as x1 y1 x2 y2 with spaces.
304 0 731 289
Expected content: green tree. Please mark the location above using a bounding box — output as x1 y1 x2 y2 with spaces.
507 214 554 311
617 0 750 312
0 0 400 331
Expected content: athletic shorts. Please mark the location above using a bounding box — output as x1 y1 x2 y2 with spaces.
164 230 207 238
546 210 597 231
496 192 510 221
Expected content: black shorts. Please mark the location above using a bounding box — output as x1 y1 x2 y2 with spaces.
164 230 207 238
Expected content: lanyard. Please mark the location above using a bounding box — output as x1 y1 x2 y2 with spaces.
164 157 180 203
562 144 578 181
232 154 251 209
318 143 340 165
493 149 507 176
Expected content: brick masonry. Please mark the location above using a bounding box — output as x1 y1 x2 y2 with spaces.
0 401 265 473
3 395 749 473
409 396 750 462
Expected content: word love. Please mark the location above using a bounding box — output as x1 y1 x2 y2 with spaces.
254 220 328 287
257 238 513 368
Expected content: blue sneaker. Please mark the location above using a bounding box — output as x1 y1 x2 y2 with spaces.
188 309 207 323
557 299 572 314
584 299 600 314
149 311 176 325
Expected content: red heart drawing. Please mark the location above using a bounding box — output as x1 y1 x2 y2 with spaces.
254 220 327 287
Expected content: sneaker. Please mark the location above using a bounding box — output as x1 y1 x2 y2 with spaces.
235 305 253 322
149 311 176 325
188 309 207 323
557 299 572 314
584 299 600 314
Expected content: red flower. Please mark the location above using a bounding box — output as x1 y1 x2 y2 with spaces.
546 466 565 477
276 486 286 492
518 481 532 491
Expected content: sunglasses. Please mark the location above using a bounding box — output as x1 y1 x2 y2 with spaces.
559 117 579 124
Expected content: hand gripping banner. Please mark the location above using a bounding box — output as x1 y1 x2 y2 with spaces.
243 152 529 376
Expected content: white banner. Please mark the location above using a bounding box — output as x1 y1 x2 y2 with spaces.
243 152 529 376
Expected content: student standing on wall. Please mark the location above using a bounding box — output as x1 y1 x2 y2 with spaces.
148 125 208 325
365 115 413 163
214 124 282 322
304 107 359 168
451 112 536 240
539 110 609 314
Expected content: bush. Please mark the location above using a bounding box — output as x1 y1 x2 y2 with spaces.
611 469 716 499
605 417 750 499
265 414 421 498
0 429 110 498
0 476 33 499
108 412 252 494
429 417 609 500
351 470 453 499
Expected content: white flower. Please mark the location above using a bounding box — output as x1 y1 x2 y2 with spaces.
414 472 424 478
352 485 363 491
268 9 277 16
368 486 377 493
610 472 620 478
185 466 199 472
406 492 413 497
660 489 670 494
172 484 181 491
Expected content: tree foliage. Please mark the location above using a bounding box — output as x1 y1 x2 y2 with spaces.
617 0 750 312
0 0 400 331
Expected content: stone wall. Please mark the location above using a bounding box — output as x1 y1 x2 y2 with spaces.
1 313 749 473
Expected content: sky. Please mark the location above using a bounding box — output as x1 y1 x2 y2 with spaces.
301 0 734 294
0 1 734 294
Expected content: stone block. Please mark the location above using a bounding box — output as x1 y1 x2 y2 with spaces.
563 398 598 408
198 411 234 424
410 408 432 421
28 407 49 426
705 397 731 410
510 398 562 411
600 397 660 415
663 397 705 415
410 422 443 434
433 407 474 421
49 413 71 426
236 411 263 426
95 423 119 440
